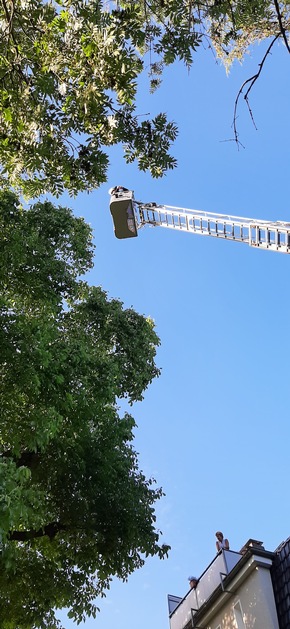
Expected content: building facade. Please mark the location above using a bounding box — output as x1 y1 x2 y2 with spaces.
168 538 289 629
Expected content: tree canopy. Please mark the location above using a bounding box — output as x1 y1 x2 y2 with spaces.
0 0 185 197
0 189 168 628
1 0 288 197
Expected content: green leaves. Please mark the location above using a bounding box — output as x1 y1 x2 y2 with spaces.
0 0 284 197
123 111 178 177
0 191 167 626
202 0 277 67
0 0 197 196
0 191 94 306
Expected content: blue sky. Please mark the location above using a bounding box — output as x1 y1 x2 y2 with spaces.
58 37 290 629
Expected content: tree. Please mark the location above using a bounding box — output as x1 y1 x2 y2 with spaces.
0 1 288 197
0 0 200 197
0 189 169 628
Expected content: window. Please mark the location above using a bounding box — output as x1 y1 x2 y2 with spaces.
234 601 245 629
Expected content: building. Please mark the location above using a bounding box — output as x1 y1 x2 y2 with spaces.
168 537 290 629
271 536 290 629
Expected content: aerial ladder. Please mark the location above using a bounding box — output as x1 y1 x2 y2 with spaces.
109 186 290 254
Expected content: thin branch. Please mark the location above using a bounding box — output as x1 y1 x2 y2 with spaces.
9 521 67 542
0 69 12 83
1 0 17 51
273 0 290 54
233 34 280 144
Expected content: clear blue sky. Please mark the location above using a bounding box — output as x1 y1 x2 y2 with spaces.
58 38 290 629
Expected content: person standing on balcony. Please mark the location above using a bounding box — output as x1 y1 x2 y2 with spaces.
215 531 229 552
188 576 198 589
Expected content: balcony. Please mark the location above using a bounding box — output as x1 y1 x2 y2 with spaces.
169 549 242 629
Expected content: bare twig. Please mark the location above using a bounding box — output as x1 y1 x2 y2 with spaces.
232 34 280 144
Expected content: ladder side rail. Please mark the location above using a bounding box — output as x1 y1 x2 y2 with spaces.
138 205 253 244
138 203 256 226
134 202 290 253
138 202 290 230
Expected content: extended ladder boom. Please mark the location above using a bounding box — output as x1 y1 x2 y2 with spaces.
109 187 290 254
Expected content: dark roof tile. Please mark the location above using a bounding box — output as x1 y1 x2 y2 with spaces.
272 537 290 629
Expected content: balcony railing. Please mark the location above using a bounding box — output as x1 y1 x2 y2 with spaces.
169 550 242 629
